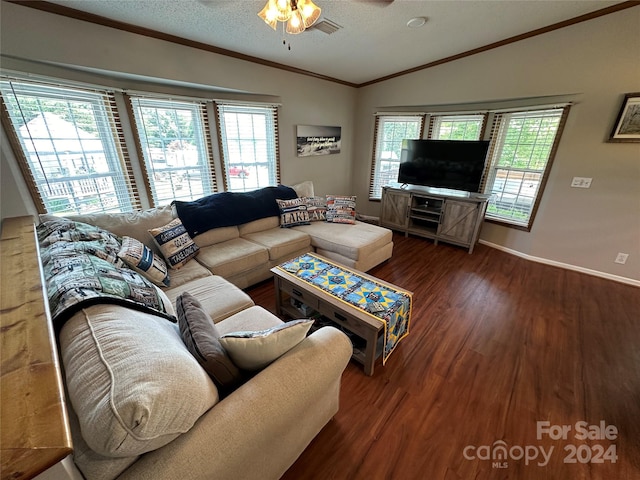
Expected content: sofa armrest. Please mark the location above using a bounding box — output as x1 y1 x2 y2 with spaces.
116 326 352 480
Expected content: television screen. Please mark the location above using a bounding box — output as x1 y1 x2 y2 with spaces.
398 139 490 193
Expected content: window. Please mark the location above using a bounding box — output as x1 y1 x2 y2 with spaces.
128 96 216 206
215 103 280 193
430 114 485 140
369 115 425 199
484 107 570 229
1 79 138 214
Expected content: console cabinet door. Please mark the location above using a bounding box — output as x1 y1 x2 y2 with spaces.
380 189 410 230
438 200 479 245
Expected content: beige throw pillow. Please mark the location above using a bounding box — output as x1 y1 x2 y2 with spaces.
219 319 313 371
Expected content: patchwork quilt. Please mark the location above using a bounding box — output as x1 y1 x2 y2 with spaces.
37 219 175 331
278 253 412 365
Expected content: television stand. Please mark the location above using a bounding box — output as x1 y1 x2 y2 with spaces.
380 185 489 253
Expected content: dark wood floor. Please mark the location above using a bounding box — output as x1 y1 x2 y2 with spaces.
247 233 640 480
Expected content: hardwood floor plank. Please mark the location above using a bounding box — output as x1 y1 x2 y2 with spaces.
247 233 640 479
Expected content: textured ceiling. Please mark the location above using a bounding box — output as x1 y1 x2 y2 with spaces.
43 0 623 85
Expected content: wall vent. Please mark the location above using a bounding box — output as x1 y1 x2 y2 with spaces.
311 19 342 35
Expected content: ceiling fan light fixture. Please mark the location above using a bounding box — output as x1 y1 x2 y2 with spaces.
259 0 321 35
258 1 279 30
286 5 306 34
298 0 321 28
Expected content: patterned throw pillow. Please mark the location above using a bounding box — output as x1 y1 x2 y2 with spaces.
326 195 356 224
118 236 170 287
303 196 327 222
148 218 199 269
277 198 311 227
219 319 314 371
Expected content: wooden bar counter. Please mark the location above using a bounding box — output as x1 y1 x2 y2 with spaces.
1 216 72 480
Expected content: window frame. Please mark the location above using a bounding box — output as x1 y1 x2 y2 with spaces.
368 114 426 200
482 106 571 231
428 113 487 141
0 78 139 215
126 94 218 206
214 102 281 193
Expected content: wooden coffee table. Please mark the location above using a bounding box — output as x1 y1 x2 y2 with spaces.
271 253 412 376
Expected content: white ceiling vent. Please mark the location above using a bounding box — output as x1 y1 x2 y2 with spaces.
311 19 342 35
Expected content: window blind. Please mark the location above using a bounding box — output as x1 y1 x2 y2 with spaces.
483 106 571 229
127 95 216 206
215 102 280 193
0 78 139 214
369 114 425 200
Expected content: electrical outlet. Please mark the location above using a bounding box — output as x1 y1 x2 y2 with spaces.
571 177 593 188
614 253 629 265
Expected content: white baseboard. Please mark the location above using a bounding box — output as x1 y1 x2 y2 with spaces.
478 240 640 288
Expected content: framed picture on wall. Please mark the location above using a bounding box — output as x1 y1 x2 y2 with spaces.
609 92 640 142
296 125 341 156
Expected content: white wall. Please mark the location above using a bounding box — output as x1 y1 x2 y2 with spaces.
352 8 640 282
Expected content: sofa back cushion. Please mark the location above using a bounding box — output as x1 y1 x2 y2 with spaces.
40 205 174 256
60 304 218 458
238 216 280 236
193 225 239 248
291 180 315 198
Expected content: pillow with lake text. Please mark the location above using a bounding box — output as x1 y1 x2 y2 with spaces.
277 198 311 227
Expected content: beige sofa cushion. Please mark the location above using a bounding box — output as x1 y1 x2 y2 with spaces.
60 305 218 458
193 225 239 248
195 238 269 278
237 216 280 236
163 258 212 289
293 220 392 261
291 180 315 198
164 276 254 325
242 227 311 261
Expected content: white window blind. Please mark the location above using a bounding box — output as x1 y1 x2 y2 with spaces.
430 114 486 140
128 96 216 206
215 103 279 193
1 78 139 214
369 115 425 199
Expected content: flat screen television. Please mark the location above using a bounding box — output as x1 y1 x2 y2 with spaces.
397 139 490 193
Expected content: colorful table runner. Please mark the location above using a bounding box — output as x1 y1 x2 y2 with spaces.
278 253 412 365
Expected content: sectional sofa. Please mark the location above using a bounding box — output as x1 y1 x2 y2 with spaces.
30 182 394 480
41 181 393 290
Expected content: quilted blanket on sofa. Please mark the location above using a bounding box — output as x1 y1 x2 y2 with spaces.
37 219 175 331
